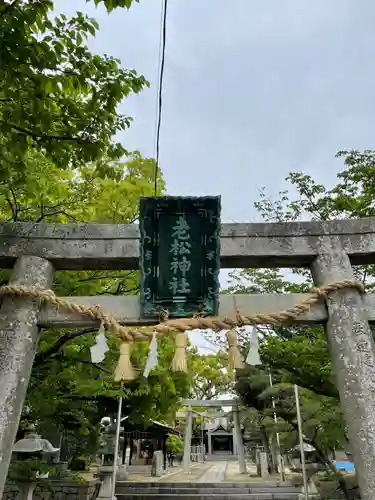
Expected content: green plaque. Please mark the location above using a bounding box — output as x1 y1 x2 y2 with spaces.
139 196 221 319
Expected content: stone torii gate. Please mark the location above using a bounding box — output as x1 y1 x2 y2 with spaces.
1 219 375 498
181 399 246 474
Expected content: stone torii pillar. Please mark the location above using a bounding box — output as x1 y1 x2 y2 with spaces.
207 429 212 456
182 406 193 472
311 239 375 500
0 256 54 498
232 404 246 474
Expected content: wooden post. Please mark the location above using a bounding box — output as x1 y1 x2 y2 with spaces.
0 256 54 497
183 407 193 472
311 240 375 500
233 404 246 474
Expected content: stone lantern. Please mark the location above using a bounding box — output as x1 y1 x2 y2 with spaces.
97 419 126 500
12 424 60 471
10 425 60 500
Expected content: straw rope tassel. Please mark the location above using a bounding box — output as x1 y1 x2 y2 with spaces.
171 332 188 372
114 338 136 382
226 329 245 370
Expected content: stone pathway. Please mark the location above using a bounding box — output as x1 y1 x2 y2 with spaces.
157 462 212 483
197 461 227 483
224 460 289 484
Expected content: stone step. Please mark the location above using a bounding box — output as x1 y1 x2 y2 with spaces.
125 472 152 476
116 480 301 500
118 482 289 489
116 487 300 495
126 465 152 475
115 494 300 500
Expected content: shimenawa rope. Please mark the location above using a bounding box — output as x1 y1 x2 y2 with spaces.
0 279 365 381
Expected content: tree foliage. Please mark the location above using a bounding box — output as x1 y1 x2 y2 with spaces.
251 149 375 397
166 434 184 454
0 0 216 466
228 150 375 497
3 152 188 460
188 349 234 400
0 0 192 458
0 0 147 183
228 149 375 399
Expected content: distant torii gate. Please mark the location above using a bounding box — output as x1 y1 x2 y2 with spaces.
1 218 375 499
181 399 246 473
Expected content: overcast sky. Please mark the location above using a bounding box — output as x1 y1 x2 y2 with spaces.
55 0 375 223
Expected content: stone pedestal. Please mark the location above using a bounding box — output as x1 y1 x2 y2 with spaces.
151 450 163 477
97 465 117 500
15 482 36 500
116 464 128 481
256 450 269 477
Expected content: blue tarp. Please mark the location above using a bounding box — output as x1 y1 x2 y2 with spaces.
335 461 355 472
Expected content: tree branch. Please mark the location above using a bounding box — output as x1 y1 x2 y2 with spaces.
98 284 139 296
34 328 97 366
63 357 111 374
0 120 93 145
5 194 17 221
35 209 78 223
268 364 338 400
77 272 136 283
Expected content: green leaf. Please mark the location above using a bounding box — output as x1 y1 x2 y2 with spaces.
0 0 148 179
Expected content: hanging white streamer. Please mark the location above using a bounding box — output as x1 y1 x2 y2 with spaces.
143 332 158 378
90 322 109 364
246 328 261 366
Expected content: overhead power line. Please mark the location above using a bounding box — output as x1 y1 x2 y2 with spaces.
153 0 168 195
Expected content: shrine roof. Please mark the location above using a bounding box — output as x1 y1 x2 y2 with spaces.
210 424 232 435
121 416 179 436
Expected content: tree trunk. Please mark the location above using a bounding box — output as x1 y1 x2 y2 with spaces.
261 426 274 474
270 436 278 475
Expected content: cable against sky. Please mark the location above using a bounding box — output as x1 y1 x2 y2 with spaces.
153 0 168 195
